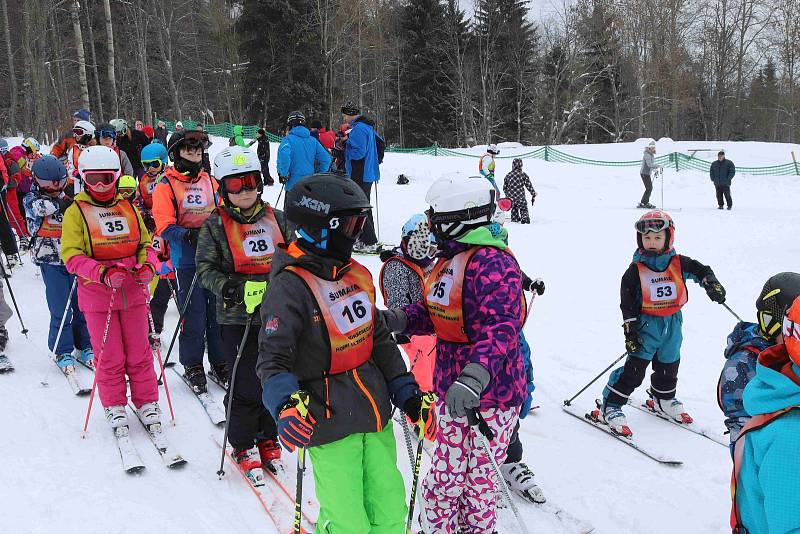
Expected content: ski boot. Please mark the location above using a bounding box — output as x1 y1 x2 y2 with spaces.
0 325 9 352
77 347 94 369
591 401 633 438
499 461 546 504
18 236 30 252
233 447 266 487
210 361 231 389
55 352 76 372
257 438 281 473
105 405 128 429
183 364 208 394
136 401 162 428
647 392 693 424
5 254 20 272
0 354 13 373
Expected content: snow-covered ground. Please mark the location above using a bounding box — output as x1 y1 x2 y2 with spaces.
2 137 798 533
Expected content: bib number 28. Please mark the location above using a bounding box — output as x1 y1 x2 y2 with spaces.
332 291 371 334
244 236 274 257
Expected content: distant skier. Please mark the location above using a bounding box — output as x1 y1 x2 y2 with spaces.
638 141 660 209
502 158 537 224
594 210 726 437
61 146 161 431
479 144 500 192
710 150 735 210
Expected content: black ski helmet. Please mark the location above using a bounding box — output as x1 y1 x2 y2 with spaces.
167 130 208 176
285 173 371 258
286 111 306 128
756 272 800 339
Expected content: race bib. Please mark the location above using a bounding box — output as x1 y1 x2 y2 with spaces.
331 292 372 334
46 213 63 225
244 235 275 258
182 192 208 208
649 282 677 302
427 276 453 306
100 217 130 237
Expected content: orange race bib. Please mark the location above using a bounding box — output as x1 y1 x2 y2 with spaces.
219 207 284 275
637 255 688 317
38 210 64 238
75 199 141 261
165 174 216 229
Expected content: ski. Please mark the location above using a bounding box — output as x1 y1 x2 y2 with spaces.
561 404 683 466
57 361 92 396
627 397 728 447
263 461 319 528
128 403 187 468
172 367 226 426
113 425 146 474
206 369 228 392
499 495 595 534
0 354 13 373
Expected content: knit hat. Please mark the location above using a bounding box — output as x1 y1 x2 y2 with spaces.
72 108 91 122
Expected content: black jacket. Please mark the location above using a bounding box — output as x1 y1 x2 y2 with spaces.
154 127 169 146
710 158 735 186
117 130 150 171
256 136 270 163
256 242 413 446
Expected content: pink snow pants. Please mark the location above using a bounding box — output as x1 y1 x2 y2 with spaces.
84 304 157 409
422 404 517 533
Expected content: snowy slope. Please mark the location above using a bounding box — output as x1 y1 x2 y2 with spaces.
3 138 798 533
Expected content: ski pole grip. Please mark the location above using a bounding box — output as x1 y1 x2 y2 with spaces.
291 390 310 421
468 408 495 440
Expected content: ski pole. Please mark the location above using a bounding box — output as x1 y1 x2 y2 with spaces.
275 184 285 207
217 318 253 479
374 182 380 242
81 288 117 437
0 260 27 336
406 394 434 534
139 282 177 425
722 302 743 322
41 277 78 387
399 414 416 469
158 270 199 383
292 391 311 534
467 409 530 534
563 351 628 407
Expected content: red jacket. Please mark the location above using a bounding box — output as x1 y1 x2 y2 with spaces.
318 128 335 150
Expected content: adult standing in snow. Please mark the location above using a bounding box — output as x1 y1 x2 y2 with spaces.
229 125 248 148
112 119 149 180
276 111 332 191
479 144 500 192
341 101 383 254
638 141 660 209
502 158 537 224
710 150 735 210
154 121 169 146
254 128 273 186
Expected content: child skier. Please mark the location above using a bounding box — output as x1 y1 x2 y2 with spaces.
718 272 800 448
153 130 226 392
502 158 537 224
196 146 285 474
731 295 800 533
24 155 93 370
597 210 726 436
61 145 161 431
479 143 500 192
256 173 436 532
383 174 527 532
137 143 169 233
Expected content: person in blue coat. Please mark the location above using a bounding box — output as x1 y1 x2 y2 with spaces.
341 101 383 253
732 295 800 534
276 111 332 192
710 150 735 210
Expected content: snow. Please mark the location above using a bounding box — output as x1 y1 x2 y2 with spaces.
3 137 798 533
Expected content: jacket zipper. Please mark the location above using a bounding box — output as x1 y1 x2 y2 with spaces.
352 368 382 432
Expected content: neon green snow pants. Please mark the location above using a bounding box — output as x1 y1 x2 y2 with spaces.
309 421 407 533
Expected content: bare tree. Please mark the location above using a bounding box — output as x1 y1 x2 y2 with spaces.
70 0 91 111
1 0 17 132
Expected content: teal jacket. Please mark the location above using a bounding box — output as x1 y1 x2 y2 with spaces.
735 346 800 534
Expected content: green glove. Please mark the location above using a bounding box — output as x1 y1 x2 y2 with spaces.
244 281 268 314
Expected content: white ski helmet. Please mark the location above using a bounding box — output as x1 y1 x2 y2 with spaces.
73 120 95 138
110 118 128 134
487 144 499 155
77 145 121 177
213 146 261 180
425 173 496 241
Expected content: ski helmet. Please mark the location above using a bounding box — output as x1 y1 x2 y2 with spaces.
285 173 372 261
22 137 41 154
78 145 121 202
110 118 128 135
286 111 306 128
756 272 800 339
782 296 800 365
635 210 675 251
31 155 68 193
401 214 437 263
96 123 118 142
425 173 496 242
213 146 263 205
341 100 360 116
167 130 208 176
0 138 7 154
141 142 169 173
117 174 137 200
487 144 499 155
73 120 96 146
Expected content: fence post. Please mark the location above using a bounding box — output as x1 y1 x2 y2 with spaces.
792 151 799 176
544 146 549 162
674 152 679 172
433 142 438 157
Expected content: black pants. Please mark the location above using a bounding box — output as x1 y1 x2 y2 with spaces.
354 179 378 245
715 185 732 208
605 355 680 406
151 278 174 334
221 324 277 451
504 420 523 464
0 198 18 256
260 160 273 185
640 174 653 204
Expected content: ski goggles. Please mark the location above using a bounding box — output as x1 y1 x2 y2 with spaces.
97 128 117 140
759 310 782 338
142 159 163 170
635 217 670 234
497 197 513 212
330 210 370 240
73 126 91 137
223 172 260 194
118 186 136 199
35 177 67 192
181 131 210 150
83 171 118 189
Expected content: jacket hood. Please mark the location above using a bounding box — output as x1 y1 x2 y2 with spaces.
743 344 800 415
352 115 376 127
288 125 311 139
272 241 350 282
725 321 772 360
233 125 243 136
512 159 523 170
452 224 508 250
633 247 675 271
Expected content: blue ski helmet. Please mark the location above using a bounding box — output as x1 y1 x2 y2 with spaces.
141 142 169 167
32 155 68 182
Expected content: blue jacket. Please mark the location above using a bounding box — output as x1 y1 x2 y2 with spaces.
276 126 332 190
710 158 735 186
735 348 800 533
345 116 381 183
719 322 773 446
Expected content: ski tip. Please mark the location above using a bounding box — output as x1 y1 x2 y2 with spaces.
126 465 146 474
167 458 188 469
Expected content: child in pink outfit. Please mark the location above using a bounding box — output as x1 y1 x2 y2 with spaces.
60 145 161 429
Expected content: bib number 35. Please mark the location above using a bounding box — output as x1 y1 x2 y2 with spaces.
100 217 130 237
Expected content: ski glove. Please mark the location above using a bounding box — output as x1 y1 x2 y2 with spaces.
445 363 490 418
380 308 408 334
522 276 545 295
133 263 155 285
703 275 726 304
221 280 244 309
276 392 316 452
101 266 128 289
278 175 289 185
623 319 643 354
520 382 536 420
404 392 438 441
244 281 268 314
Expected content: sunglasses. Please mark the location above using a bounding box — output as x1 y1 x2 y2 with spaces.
83 171 117 188
223 173 260 194
635 218 669 234
98 129 117 139
331 212 369 239
143 159 163 169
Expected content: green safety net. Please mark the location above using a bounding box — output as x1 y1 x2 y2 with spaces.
155 119 800 176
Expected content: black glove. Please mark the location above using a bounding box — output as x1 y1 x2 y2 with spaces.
623 320 643 354
221 279 244 309
531 191 537 205
393 333 411 345
185 228 201 247
380 308 408 334
703 275 726 304
522 276 545 296
278 175 289 185
56 196 73 214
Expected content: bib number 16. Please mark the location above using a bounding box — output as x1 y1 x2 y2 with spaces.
332 291 372 334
